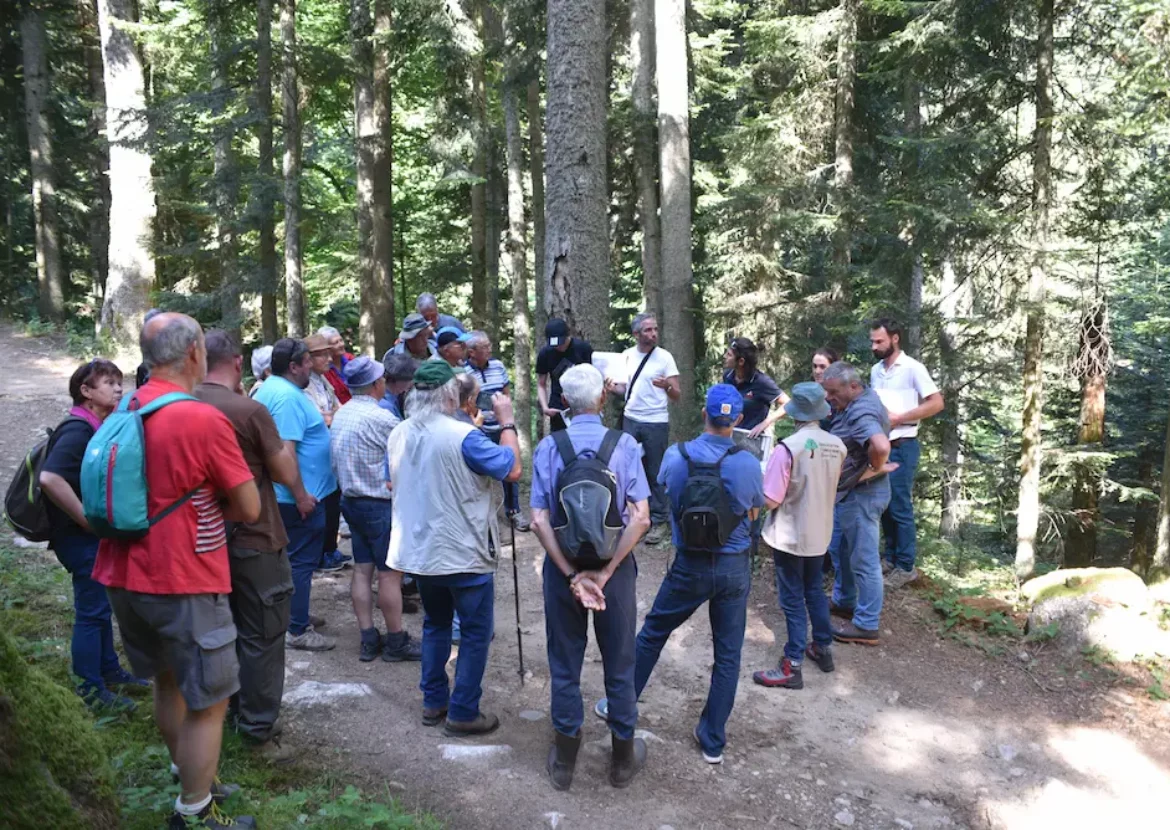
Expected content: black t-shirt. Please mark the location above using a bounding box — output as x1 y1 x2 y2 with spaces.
536 339 594 410
722 368 783 430
40 417 96 538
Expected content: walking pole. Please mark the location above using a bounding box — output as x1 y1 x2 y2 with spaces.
508 509 526 685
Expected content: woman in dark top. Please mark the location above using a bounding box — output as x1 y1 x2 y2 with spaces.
722 337 790 437
812 346 840 384
39 359 146 710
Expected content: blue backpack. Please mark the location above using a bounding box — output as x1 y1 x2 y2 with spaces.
81 392 202 539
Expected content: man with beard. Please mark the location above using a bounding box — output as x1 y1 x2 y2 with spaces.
868 319 944 589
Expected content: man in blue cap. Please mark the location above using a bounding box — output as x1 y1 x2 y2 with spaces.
595 384 763 766
330 356 422 663
752 383 846 690
434 326 470 371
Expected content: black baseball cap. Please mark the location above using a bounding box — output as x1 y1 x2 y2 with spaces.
546 318 569 347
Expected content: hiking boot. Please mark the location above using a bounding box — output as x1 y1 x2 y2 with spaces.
881 559 895 576
443 711 500 737
421 706 448 727
829 600 854 620
608 733 647 788
692 726 723 765
805 643 835 673
382 630 422 662
644 524 669 546
80 684 137 714
885 567 920 589
309 614 327 629
359 629 382 662
832 620 880 646
103 666 150 691
285 626 336 651
210 779 241 804
752 658 803 690
547 730 582 791
593 697 609 721
246 735 297 766
168 802 255 829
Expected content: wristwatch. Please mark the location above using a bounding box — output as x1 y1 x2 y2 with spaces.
500 423 518 433
565 570 579 585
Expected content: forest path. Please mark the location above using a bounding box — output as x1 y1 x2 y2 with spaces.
2 322 1168 830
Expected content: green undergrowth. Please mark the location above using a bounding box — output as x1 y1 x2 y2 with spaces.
0 543 440 830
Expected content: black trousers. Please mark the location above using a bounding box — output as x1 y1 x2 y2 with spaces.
622 416 671 525
322 488 342 557
227 545 293 742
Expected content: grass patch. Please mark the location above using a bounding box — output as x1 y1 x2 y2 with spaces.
0 543 439 830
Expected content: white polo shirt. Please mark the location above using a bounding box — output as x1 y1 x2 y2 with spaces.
869 352 939 441
619 346 679 424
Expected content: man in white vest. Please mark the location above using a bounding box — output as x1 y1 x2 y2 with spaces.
752 383 846 690
385 360 522 737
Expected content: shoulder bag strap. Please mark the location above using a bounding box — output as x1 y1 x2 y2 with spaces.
625 347 656 402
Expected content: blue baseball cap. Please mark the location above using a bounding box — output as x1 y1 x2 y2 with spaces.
705 384 744 426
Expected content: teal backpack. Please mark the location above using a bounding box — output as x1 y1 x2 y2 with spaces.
80 392 202 539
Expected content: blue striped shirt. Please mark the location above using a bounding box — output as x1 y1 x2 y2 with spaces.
466 358 510 431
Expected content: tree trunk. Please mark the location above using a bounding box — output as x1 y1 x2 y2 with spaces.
829 0 857 306
904 78 922 356
281 0 305 337
209 0 240 338
1066 302 1108 567
527 77 546 341
631 0 661 323
655 0 695 435
544 0 609 348
1015 0 1054 580
504 81 532 460
1152 408 1170 582
470 0 488 332
81 0 110 301
937 255 966 541
21 2 66 323
255 0 279 343
96 0 157 364
1132 455 1155 577
372 0 394 351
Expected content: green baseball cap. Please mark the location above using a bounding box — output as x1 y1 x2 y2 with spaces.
413 359 456 390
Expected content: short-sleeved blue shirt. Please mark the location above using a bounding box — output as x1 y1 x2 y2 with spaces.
460 428 516 481
658 433 765 553
530 414 650 524
722 369 784 431
254 375 338 502
828 386 890 494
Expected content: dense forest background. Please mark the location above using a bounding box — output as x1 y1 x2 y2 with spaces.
3 0 1170 580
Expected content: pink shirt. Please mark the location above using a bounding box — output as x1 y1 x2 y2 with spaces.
763 443 794 505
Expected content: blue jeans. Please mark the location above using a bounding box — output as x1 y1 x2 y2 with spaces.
340 496 392 571
826 520 843 575
416 575 495 722
279 501 326 636
53 534 122 689
882 438 921 572
543 556 637 740
831 478 891 631
635 550 751 757
773 550 832 662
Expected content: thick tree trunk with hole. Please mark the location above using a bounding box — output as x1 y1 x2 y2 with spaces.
81 0 110 300
527 78 546 341
656 0 695 435
1015 0 1054 580
281 0 305 337
938 255 966 541
209 0 240 338
829 0 857 306
96 0 157 364
505 82 532 460
22 3 66 323
631 0 661 322
255 0 279 343
545 0 609 347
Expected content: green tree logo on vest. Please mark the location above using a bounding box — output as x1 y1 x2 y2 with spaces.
805 437 819 458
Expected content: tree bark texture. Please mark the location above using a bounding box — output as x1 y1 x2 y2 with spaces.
545 0 610 348
527 78 546 342
209 0 240 338
96 0 157 364
255 0 279 343
904 78 922 356
1066 303 1109 567
655 0 696 435
281 0 305 337
630 0 662 323
830 0 857 306
504 82 532 460
372 0 395 350
22 2 66 322
1132 456 1155 577
938 255 966 541
469 0 489 333
1152 408 1170 582
81 0 110 301
1015 0 1054 580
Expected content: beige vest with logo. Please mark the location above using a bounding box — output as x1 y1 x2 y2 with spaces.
762 425 846 557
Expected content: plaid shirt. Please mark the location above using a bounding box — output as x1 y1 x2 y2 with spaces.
329 395 400 499
466 358 510 431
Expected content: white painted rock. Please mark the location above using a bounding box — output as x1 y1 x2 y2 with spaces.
283 681 372 706
439 744 511 761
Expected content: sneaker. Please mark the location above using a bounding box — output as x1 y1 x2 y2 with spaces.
511 513 532 532
382 630 422 662
881 559 896 576
885 567 920 589
805 643 835 673
644 524 669 546
692 726 723 765
752 658 803 690
102 667 151 690
285 626 336 651
593 697 609 721
316 552 345 573
421 706 448 727
831 620 880 646
333 551 354 568
443 711 500 737
80 684 137 714
168 802 256 829
359 630 383 662
829 600 854 620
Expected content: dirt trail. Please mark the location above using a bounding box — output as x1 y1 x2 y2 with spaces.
3 322 1169 830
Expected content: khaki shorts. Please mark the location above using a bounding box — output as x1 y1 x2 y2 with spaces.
106 589 240 711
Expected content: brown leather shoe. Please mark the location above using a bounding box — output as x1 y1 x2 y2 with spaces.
829 600 854 620
443 711 500 737
832 620 880 646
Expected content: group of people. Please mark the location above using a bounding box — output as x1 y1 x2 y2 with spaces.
35 297 941 826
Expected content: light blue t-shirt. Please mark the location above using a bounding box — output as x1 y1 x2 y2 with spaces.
254 375 338 503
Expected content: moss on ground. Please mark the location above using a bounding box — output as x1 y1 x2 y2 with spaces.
1021 567 1147 606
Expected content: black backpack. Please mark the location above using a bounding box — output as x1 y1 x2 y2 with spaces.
552 429 625 566
4 417 85 542
677 442 744 551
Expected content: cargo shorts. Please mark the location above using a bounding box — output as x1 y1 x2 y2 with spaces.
106 589 240 711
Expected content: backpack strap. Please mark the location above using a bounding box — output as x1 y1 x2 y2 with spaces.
552 429 578 469
678 442 697 476
596 429 622 466
713 445 742 471
148 484 204 528
130 391 199 417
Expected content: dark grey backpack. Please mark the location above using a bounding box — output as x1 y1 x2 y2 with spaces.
677 442 744 551
552 429 625 567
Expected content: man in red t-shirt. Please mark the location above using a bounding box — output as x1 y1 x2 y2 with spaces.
94 313 261 830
